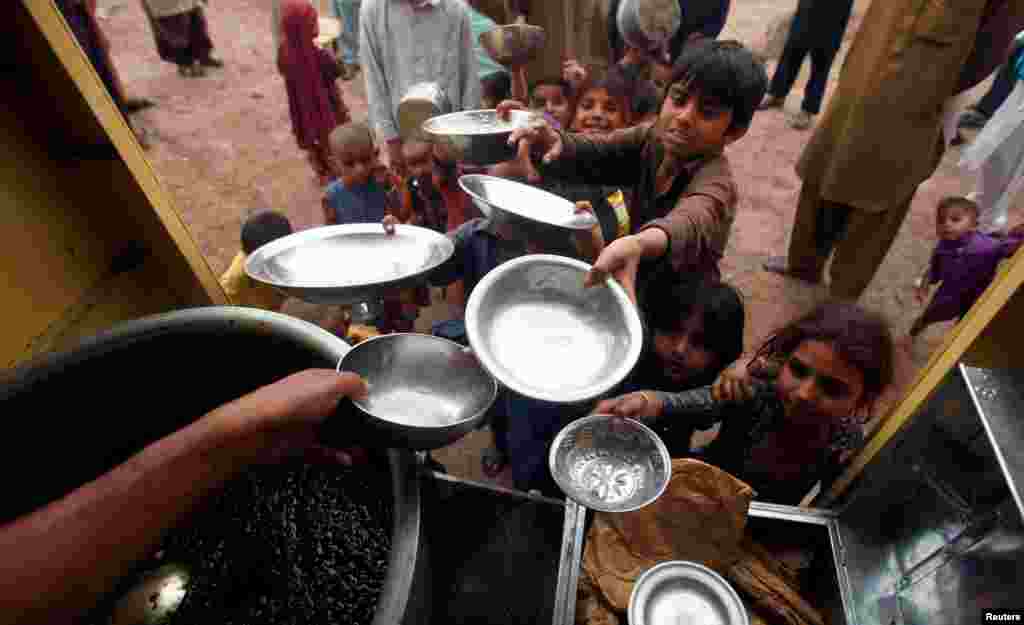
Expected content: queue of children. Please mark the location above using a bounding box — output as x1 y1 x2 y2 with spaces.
238 0 1024 504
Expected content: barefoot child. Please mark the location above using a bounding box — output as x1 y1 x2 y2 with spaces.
910 196 1024 337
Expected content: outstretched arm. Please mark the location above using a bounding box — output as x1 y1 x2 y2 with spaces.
0 370 366 625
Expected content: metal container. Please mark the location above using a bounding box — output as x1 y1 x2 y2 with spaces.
465 254 643 404
629 560 749 625
338 333 499 450
549 415 671 512
422 109 537 166
0 307 429 625
420 471 586 625
616 0 681 55
478 16 546 68
245 223 454 306
458 173 599 232
398 82 451 140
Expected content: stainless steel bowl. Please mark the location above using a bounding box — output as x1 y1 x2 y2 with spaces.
617 0 681 55
629 561 750 625
478 18 546 67
459 174 599 233
465 254 642 404
338 333 499 450
548 415 670 512
422 109 536 165
398 82 451 140
245 224 454 305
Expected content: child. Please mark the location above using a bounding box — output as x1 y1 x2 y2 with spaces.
529 77 575 130
219 210 293 310
910 196 1024 337
278 0 351 186
323 122 402 226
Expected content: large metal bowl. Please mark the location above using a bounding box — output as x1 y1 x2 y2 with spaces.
465 254 642 404
629 561 749 625
478 19 546 67
549 415 671 512
338 333 499 450
422 109 536 165
617 0 681 54
459 174 599 233
245 224 454 305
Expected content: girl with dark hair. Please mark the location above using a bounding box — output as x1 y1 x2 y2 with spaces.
596 302 894 504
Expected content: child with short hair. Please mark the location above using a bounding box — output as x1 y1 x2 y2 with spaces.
219 210 294 310
529 77 575 130
323 121 403 226
910 196 1024 337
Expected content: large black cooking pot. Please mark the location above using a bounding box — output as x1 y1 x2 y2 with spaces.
0 306 429 625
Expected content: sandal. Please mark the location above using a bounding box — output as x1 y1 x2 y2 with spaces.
199 56 224 68
763 256 821 284
124 97 155 113
481 446 508 478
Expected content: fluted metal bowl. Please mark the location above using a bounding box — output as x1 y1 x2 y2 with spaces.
549 414 671 512
465 254 643 404
422 109 536 165
338 333 499 450
617 0 681 55
245 224 454 305
459 174 599 232
478 19 546 67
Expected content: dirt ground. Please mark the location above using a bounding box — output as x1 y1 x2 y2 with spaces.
97 0 1020 484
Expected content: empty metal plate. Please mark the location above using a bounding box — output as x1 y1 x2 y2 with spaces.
464 254 643 403
245 224 454 305
629 561 749 625
549 415 670 512
459 174 599 231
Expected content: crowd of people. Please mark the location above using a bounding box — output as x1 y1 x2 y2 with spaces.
14 0 1024 619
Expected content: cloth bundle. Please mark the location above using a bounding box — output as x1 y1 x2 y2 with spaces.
576 458 825 625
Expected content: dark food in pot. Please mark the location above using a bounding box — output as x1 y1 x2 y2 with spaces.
99 461 393 625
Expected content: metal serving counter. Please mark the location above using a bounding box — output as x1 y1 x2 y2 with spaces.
809 364 1024 625
420 470 586 625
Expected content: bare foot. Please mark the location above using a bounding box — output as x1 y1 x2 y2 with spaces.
763 256 821 284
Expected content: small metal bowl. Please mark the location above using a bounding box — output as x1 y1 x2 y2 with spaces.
422 109 536 165
465 254 642 403
338 333 499 450
245 223 454 305
398 82 450 140
549 415 671 512
617 0 681 55
459 174 599 233
478 19 546 67
629 561 750 625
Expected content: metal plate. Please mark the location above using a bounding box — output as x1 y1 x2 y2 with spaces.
424 111 538 166
465 254 643 403
549 415 670 512
245 224 454 305
459 174 599 231
629 561 749 625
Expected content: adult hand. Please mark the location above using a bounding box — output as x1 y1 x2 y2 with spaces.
594 391 664 421
501 100 563 183
583 235 644 304
386 139 405 178
711 361 757 403
218 369 369 464
562 58 587 89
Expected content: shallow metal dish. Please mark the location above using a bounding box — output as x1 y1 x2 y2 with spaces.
399 82 450 140
338 333 499 450
478 19 546 67
459 174 599 232
245 224 454 305
629 560 750 625
549 415 670 512
465 254 642 403
422 109 536 165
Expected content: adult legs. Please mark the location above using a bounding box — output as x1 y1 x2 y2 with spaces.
973 57 1018 119
764 180 840 282
767 36 810 102
827 192 915 300
187 8 218 67
801 44 840 115
336 0 361 66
